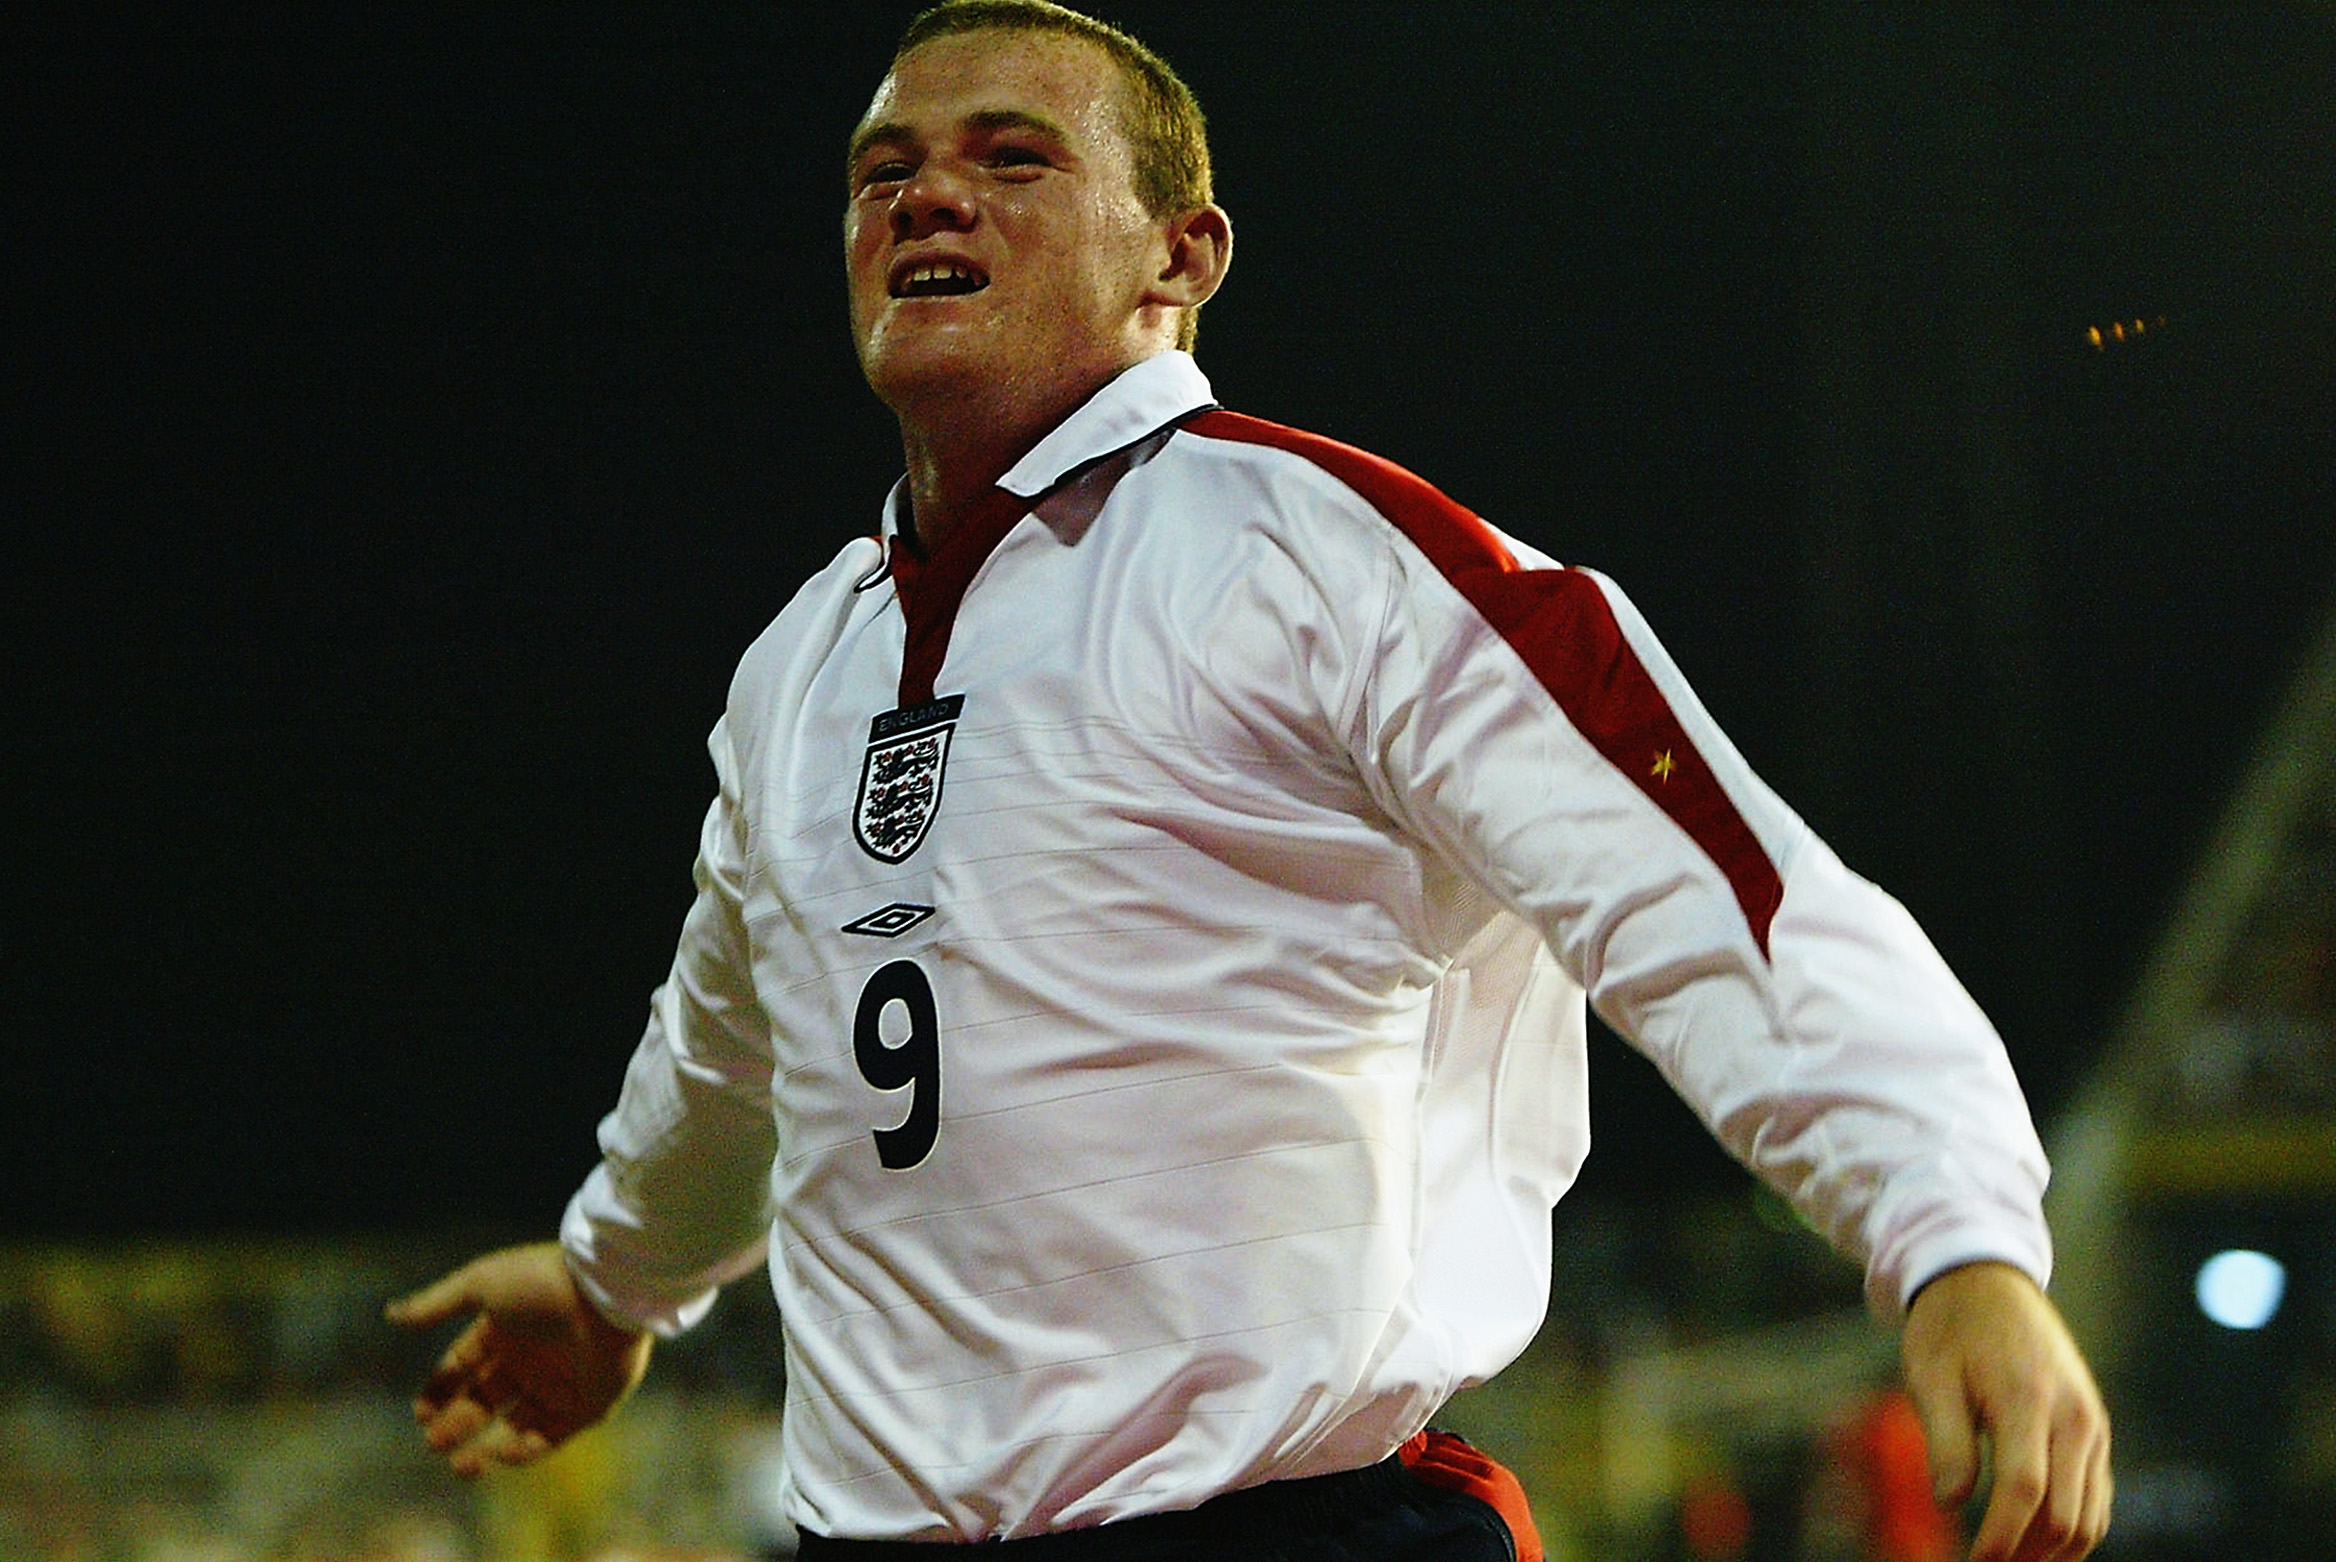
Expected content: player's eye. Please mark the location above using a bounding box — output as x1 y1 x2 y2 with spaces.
856 158 915 193
986 145 1050 173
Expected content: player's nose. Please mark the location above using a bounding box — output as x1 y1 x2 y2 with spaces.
890 160 978 241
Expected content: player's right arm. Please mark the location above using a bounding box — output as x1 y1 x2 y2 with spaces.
392 718 779 1474
559 714 780 1334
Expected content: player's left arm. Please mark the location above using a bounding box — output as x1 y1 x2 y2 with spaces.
1344 539 2111 1556
1901 1261 2112 1562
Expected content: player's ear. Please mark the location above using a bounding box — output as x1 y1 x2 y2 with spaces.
1146 204 1231 312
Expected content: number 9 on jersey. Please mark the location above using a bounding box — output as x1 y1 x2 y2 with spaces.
853 960 941 1170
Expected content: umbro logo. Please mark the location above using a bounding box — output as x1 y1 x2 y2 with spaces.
842 903 936 939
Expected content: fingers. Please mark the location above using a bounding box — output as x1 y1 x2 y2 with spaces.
1900 1264 2113 1561
407 1318 569 1478
386 1242 576 1335
416 1386 493 1457
384 1260 481 1332
1954 1364 2113 1562
1968 1408 2049 1561
389 1243 642 1481
413 1315 496 1414
450 1421 553 1479
2078 1427 2113 1557
1906 1362 1982 1511
417 1391 556 1480
1970 1438 2108 1560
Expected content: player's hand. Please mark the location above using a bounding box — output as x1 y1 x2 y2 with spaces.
385 1240 653 1479
1901 1261 2111 1561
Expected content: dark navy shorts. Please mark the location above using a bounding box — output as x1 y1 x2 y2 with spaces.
795 1430 1539 1562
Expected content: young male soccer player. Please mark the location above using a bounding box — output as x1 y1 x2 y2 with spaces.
392 6 2112 1558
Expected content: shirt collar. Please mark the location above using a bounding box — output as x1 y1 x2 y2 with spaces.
998 351 1216 499
878 351 1216 542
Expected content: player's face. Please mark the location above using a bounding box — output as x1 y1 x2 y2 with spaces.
845 31 1172 421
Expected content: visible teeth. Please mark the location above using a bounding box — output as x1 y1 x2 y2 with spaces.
898 262 985 296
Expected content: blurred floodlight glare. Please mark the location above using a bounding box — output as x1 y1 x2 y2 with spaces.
2195 1249 2286 1330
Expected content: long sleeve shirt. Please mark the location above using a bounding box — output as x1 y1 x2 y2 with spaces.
561 350 2051 1542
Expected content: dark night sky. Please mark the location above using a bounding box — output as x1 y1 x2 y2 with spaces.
5 4 2333 1237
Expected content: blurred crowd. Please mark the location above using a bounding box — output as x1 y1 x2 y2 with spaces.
0 1233 788 1561
0 1197 1914 1562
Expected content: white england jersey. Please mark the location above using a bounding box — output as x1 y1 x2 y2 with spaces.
562 352 2051 1542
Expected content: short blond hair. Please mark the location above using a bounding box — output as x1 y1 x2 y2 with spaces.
893 0 1215 350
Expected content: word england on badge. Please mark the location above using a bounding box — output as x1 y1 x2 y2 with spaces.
853 695 964 863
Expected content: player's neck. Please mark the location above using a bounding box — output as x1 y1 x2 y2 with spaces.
897 431 1011 556
892 388 1076 553
885 345 1173 551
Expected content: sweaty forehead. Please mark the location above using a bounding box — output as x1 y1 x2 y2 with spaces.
853 30 1129 155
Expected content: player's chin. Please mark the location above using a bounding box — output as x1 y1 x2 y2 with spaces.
859 326 998 408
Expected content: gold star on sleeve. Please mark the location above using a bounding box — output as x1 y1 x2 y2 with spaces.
1650 750 1677 783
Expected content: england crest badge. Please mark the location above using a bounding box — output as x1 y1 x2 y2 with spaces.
853 695 964 863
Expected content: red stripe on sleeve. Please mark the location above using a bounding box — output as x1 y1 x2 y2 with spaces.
1182 409 1782 958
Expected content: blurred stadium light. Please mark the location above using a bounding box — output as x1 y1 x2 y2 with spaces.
2048 586 2336 1553
2195 1249 2286 1331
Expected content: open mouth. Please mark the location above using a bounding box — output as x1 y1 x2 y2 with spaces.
891 261 990 299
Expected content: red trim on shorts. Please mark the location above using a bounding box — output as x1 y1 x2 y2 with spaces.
1180 409 1783 958
1399 1430 1544 1562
